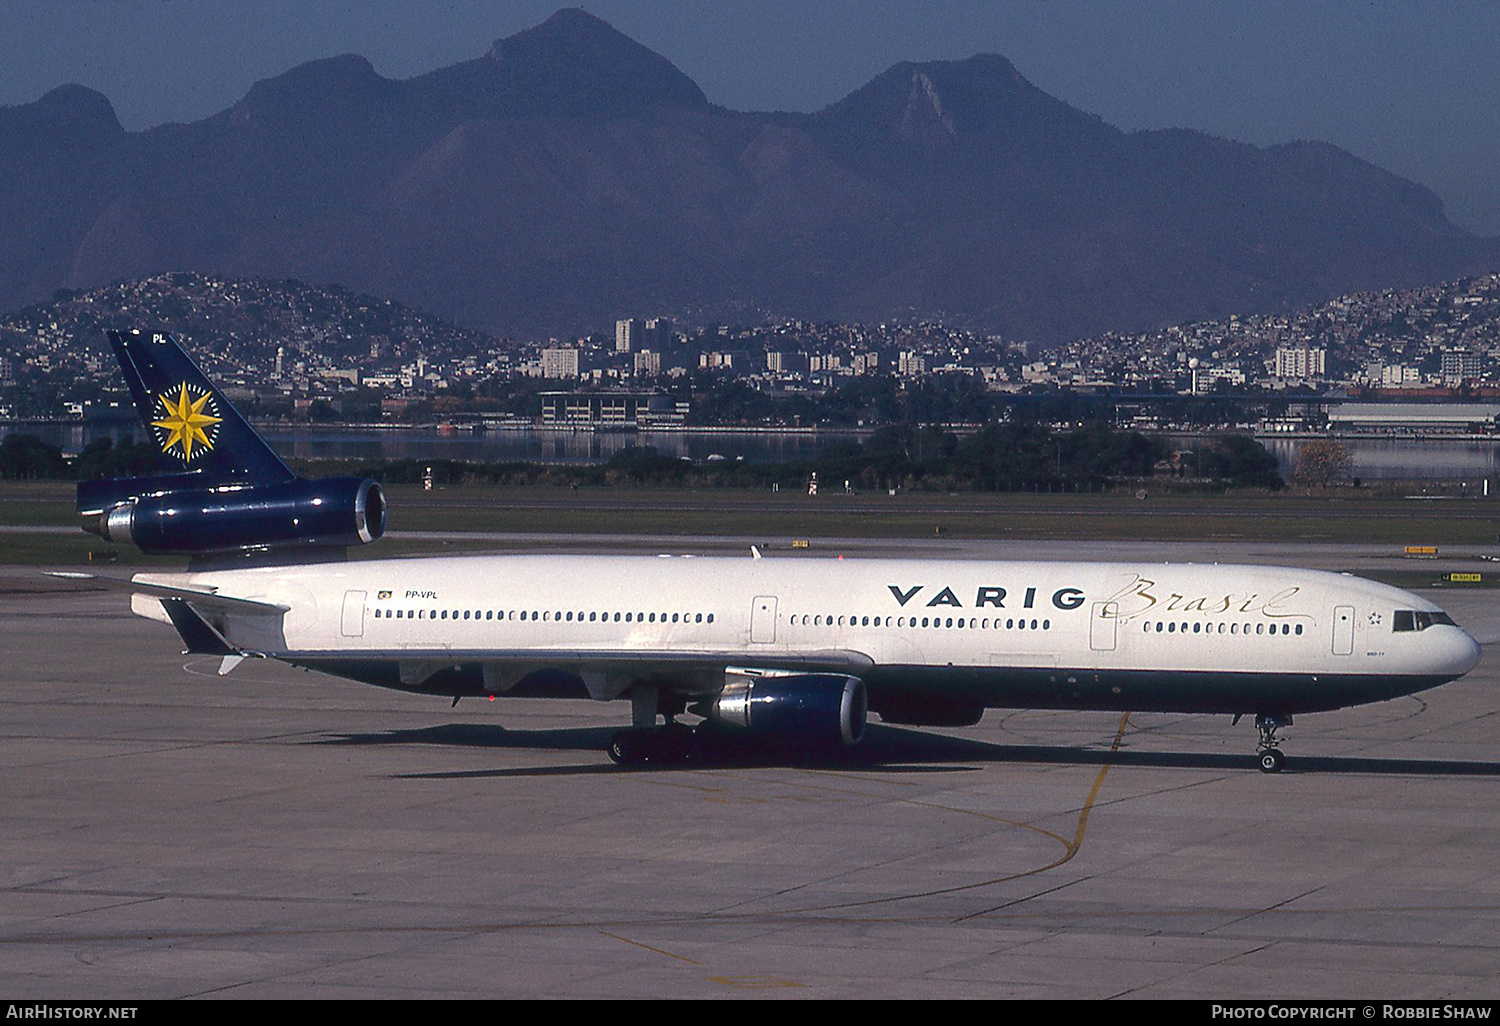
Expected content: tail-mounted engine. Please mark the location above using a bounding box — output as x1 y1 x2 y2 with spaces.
79 475 386 556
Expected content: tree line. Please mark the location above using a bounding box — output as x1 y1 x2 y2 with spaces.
326 424 1283 492
3 424 1284 492
0 435 161 480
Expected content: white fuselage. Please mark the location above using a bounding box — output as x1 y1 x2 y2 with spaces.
132 553 1482 718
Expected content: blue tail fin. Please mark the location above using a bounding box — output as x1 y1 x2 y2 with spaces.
106 329 294 487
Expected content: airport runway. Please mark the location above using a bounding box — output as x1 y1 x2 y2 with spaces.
2 564 1499 998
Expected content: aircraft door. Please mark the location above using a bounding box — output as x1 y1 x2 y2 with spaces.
1089 601 1118 652
1332 604 1355 656
750 595 778 644
341 590 367 638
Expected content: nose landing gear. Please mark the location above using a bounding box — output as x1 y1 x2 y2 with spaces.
1254 713 1291 773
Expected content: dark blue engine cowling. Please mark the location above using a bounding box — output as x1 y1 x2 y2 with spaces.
711 673 868 748
83 477 386 555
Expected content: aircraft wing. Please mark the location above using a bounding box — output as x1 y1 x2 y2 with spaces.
295 646 872 671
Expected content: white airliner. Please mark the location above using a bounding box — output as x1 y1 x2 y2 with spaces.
63 330 1483 772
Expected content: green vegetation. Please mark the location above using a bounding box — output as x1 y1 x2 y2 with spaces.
5 426 1498 569
294 424 1282 493
0 435 161 481
7 422 1284 493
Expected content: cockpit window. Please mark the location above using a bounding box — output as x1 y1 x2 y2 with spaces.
1393 610 1457 632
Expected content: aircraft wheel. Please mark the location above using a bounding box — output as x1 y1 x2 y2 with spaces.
608 730 647 766
1258 749 1285 774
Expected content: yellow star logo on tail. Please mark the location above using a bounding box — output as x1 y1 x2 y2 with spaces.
152 383 222 461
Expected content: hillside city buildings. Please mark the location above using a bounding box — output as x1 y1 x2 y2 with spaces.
3 271 1500 429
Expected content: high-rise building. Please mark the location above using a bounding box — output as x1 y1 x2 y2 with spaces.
1274 346 1325 380
766 351 809 375
541 348 581 379
1441 348 1484 386
633 350 661 377
615 318 643 352
645 317 674 348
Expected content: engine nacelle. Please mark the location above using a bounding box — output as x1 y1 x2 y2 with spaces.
82 477 386 555
709 671 868 748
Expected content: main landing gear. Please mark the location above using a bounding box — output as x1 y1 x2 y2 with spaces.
607 684 706 766
607 723 701 766
1254 713 1291 773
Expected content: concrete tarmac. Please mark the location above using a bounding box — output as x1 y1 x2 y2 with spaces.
2 559 1499 999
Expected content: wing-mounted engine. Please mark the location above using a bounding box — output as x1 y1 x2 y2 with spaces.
79 475 386 556
703 668 868 748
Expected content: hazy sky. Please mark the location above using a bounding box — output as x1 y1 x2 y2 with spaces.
4 1 1498 234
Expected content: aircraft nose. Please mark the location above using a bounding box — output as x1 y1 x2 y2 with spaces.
1438 627 1483 678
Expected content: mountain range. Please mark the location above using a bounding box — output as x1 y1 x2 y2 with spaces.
2 7 1495 343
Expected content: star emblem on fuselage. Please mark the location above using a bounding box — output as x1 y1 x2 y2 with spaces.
1369 612 1383 626
152 383 222 462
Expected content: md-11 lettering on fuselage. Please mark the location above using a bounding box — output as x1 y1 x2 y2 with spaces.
887 585 1087 610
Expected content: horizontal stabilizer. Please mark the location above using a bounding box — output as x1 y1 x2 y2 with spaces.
44 572 289 615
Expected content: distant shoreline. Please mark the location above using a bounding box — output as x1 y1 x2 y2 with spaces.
9 418 1500 444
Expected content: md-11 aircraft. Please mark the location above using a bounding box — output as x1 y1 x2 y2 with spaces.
61 329 1482 772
